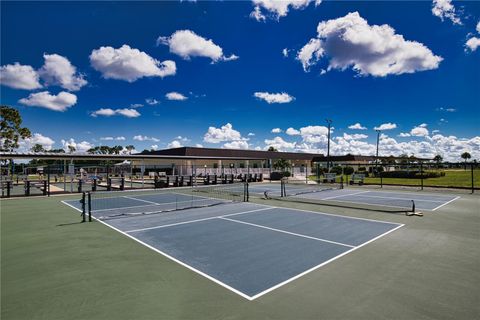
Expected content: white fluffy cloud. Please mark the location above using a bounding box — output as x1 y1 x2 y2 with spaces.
19 133 55 151
297 12 442 76
133 135 160 142
165 92 188 101
410 123 429 137
167 140 183 148
39 54 87 91
374 123 397 131
341 133 368 141
465 37 480 52
271 128 282 133
0 63 42 90
286 127 300 135
151 144 159 151
348 123 367 130
19 91 77 111
90 45 176 82
157 30 238 62
264 136 296 151
250 0 321 21
254 92 295 104
398 133 411 137
204 123 244 143
432 0 462 25
91 108 140 118
61 138 94 153
224 140 249 149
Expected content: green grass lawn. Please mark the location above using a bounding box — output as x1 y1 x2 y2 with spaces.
364 169 480 188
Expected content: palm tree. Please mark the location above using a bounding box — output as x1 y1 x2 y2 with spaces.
125 145 135 154
433 155 443 169
461 152 471 170
67 145 76 153
267 146 278 152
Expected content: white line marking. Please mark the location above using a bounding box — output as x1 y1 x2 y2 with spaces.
431 196 461 211
61 200 83 213
90 215 255 300
220 217 355 248
249 223 405 300
126 207 275 233
322 190 370 200
123 195 159 205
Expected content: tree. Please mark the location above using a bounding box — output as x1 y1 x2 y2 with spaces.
267 146 278 152
433 155 443 169
49 148 65 153
461 152 471 170
0 105 31 151
125 145 135 154
30 144 45 153
112 145 123 154
273 158 290 171
68 145 76 153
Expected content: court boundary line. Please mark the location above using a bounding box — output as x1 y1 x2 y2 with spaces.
431 196 461 211
322 190 370 200
349 188 461 199
248 223 405 300
61 200 83 212
123 195 160 205
220 217 355 248
294 196 422 211
60 199 405 301
126 207 275 233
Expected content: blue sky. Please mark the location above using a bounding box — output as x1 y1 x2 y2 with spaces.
1 1 479 160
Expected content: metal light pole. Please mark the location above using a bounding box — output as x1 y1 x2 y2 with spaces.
375 129 381 176
326 119 332 171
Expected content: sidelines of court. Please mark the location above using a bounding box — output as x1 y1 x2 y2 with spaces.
431 196 461 211
61 197 404 300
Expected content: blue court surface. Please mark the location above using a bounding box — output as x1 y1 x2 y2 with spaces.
63 198 404 300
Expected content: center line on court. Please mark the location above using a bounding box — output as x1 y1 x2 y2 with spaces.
219 217 355 248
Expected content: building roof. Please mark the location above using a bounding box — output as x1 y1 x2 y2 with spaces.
139 147 323 161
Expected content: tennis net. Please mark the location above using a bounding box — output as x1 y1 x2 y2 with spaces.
260 179 418 215
86 183 247 221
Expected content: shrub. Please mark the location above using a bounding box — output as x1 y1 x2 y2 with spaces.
379 170 445 179
270 171 290 180
343 166 354 175
330 166 343 175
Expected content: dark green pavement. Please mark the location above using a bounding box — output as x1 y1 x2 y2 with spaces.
1 190 479 320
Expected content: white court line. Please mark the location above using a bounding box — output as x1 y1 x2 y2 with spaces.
220 217 355 248
431 196 461 211
322 190 370 200
87 214 254 301
249 223 405 300
62 199 404 300
359 189 459 199
61 200 83 213
123 196 160 205
126 207 275 233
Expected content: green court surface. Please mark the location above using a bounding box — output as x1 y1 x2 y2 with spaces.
1 188 479 320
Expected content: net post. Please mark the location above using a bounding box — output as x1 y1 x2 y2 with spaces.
81 192 86 222
6 181 11 198
25 180 30 196
87 192 92 222
120 177 125 191
340 175 344 189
